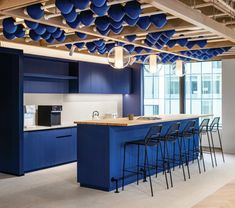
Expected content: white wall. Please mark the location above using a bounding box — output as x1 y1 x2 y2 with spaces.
222 59 235 154
24 94 123 124
202 59 235 154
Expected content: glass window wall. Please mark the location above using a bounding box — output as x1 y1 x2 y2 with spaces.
143 61 222 125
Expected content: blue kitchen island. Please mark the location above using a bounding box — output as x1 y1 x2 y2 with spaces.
75 114 207 192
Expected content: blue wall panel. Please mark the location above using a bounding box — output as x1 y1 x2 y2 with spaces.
0 47 24 176
123 64 143 116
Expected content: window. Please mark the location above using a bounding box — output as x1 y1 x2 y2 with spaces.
143 61 222 125
144 105 159 115
143 64 180 115
185 61 222 124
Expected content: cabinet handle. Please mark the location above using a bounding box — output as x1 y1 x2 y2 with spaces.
56 134 72 139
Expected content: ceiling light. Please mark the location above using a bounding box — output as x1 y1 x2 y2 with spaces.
107 46 130 69
173 60 185 77
143 54 162 74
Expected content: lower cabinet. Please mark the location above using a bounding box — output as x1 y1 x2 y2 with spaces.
24 127 77 172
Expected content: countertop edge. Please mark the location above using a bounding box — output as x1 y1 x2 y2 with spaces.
74 114 212 127
24 124 77 132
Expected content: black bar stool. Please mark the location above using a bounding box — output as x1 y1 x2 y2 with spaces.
199 118 215 168
209 117 225 166
122 125 169 197
157 122 188 187
178 120 203 176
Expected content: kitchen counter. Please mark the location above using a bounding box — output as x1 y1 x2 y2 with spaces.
76 114 208 191
24 123 76 132
74 114 212 127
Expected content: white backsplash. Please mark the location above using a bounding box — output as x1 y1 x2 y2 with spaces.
24 93 123 124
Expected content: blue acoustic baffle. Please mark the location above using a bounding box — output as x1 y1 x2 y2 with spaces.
91 2 109 16
26 3 44 20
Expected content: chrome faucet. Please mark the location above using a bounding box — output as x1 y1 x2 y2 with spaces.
92 111 100 120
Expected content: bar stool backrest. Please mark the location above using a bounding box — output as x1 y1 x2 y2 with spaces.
183 120 196 133
166 122 181 137
199 118 210 132
145 125 163 144
210 117 220 130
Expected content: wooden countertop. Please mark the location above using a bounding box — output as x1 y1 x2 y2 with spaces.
74 114 212 127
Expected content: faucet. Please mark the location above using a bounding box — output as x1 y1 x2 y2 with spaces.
92 111 100 120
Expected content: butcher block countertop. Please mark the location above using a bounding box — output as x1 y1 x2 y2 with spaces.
74 114 212 127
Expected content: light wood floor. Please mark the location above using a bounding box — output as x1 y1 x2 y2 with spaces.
193 180 235 208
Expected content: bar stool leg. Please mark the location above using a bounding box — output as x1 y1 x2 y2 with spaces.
187 139 191 178
199 134 206 172
206 131 214 168
159 142 169 189
122 143 127 191
173 142 176 171
165 141 173 187
178 139 182 169
199 133 203 160
143 146 147 182
210 131 217 167
187 139 191 163
145 146 154 197
182 138 190 179
193 134 201 174
177 138 186 181
137 144 140 185
218 129 225 163
156 145 159 178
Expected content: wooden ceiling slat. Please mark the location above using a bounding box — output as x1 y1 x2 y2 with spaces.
0 0 48 11
0 7 200 60
49 20 198 47
144 0 235 43
166 40 235 52
0 0 234 60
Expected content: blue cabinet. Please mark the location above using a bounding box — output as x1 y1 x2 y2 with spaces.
24 55 79 94
0 47 24 176
79 62 132 94
24 127 77 172
23 55 132 94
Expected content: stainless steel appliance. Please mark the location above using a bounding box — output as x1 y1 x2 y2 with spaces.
38 105 62 126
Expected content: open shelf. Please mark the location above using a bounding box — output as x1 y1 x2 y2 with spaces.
24 73 78 80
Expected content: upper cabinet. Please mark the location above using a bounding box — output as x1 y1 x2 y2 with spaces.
23 55 78 94
23 55 132 94
78 62 132 94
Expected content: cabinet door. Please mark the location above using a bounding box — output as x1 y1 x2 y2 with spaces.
78 62 92 92
24 127 77 172
24 56 70 94
111 68 132 94
54 128 77 164
24 130 55 171
90 66 113 94
79 62 132 94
